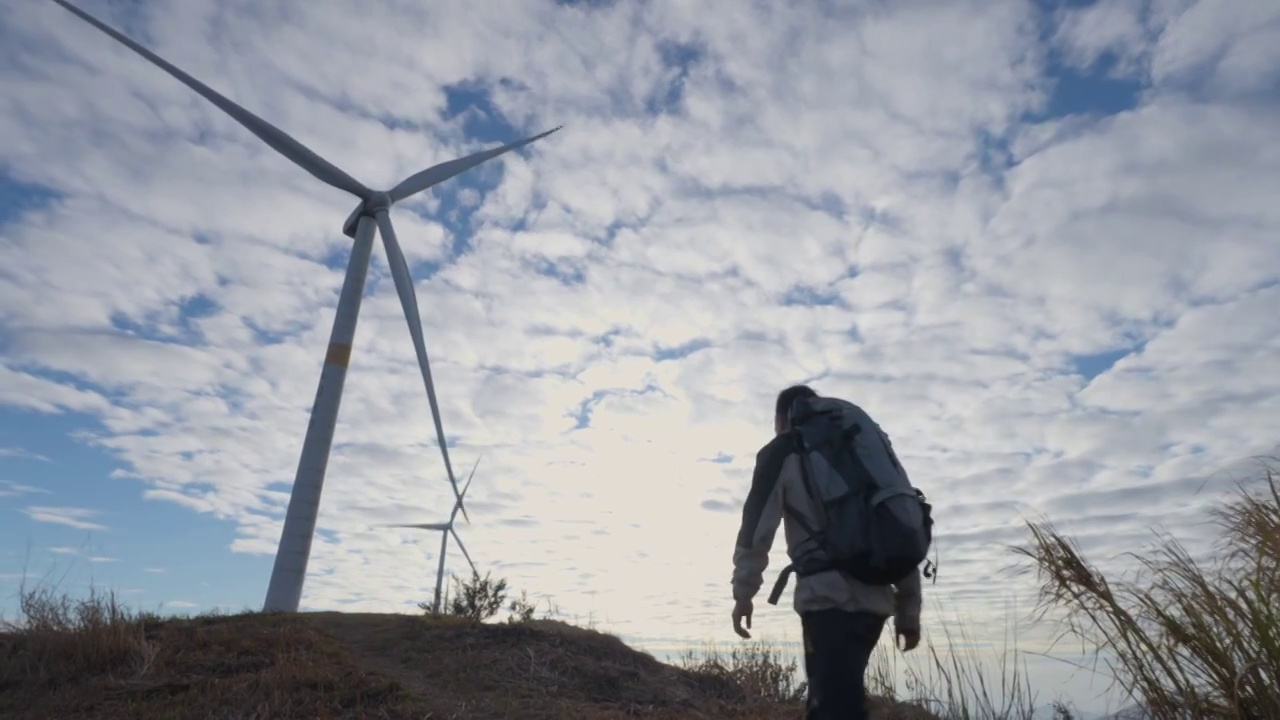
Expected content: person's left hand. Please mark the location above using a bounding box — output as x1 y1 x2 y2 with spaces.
896 627 920 652
732 598 753 639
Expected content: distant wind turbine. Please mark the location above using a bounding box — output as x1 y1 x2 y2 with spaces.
49 0 561 613
382 456 482 614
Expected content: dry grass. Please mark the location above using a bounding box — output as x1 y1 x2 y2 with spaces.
0 567 1049 720
1015 457 1280 720
323 612 767 718
677 640 807 705
0 580 948 719
0 584 809 719
0 579 1073 719
5 583 161 686
677 635 1031 720
0 585 427 720
865 617 1043 720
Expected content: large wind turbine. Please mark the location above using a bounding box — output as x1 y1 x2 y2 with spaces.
50 0 561 612
382 456 481 614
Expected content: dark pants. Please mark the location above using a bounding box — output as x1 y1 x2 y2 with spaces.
800 609 886 720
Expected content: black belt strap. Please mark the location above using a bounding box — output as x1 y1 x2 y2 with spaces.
766 563 796 605
767 560 835 605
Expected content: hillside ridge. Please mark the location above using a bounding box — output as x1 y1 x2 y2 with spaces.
1 607 936 719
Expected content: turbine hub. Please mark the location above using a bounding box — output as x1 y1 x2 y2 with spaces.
342 192 392 238
364 191 393 214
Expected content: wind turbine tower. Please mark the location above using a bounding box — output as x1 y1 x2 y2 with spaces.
49 0 560 612
383 456 481 614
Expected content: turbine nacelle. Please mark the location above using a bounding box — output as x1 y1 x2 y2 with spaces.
342 192 393 238
365 191 395 214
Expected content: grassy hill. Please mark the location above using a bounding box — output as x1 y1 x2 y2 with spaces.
0 592 935 719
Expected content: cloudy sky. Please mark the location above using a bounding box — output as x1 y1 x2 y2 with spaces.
2 0 1278 713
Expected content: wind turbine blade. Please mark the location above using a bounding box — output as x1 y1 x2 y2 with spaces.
373 210 467 521
382 522 449 530
449 455 480 524
50 0 369 199
462 455 480 500
387 126 563 203
450 527 477 577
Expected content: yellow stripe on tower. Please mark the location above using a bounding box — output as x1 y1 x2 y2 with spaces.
325 343 352 368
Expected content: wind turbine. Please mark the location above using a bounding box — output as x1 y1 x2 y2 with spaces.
383 456 481 615
50 0 561 613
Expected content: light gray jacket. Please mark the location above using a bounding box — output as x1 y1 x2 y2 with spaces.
731 432 923 631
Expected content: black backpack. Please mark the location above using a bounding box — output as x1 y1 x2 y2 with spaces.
767 396 935 605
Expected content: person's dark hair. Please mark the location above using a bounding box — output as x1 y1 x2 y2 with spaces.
775 384 818 423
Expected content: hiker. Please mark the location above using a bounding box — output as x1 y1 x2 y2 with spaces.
730 384 932 720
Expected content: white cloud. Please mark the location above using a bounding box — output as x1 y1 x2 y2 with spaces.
1052 0 1152 76
1 1 1278 712
0 446 51 462
37 545 119 565
0 481 53 498
21 507 108 531
1149 0 1280 99
0 365 111 415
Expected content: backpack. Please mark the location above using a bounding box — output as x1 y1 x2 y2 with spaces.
766 395 935 606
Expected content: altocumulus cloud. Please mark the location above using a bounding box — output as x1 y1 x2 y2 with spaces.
1 0 1279 712
21 507 109 532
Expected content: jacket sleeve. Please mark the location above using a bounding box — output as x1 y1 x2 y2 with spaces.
892 565 923 632
731 436 790 603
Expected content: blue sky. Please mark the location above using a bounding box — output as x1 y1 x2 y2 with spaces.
3 0 1280 715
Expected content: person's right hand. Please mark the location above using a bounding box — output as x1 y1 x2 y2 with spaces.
896 627 920 652
732 598 753 639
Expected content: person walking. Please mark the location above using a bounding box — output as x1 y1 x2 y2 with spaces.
730 384 930 719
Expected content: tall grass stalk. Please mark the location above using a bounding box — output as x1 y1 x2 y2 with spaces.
2 577 159 685
1015 458 1280 719
867 611 1039 720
